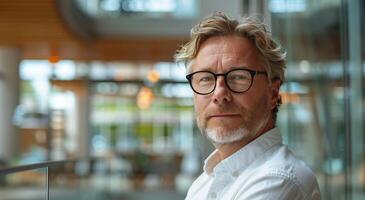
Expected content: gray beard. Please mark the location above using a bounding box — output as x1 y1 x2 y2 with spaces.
205 127 247 144
199 111 271 146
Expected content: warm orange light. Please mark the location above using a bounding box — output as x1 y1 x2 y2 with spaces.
281 92 301 104
48 55 60 63
137 87 154 109
147 70 160 83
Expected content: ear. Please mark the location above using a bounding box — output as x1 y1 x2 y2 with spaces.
269 79 281 109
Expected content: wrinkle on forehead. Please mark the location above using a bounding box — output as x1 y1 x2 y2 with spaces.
191 35 262 73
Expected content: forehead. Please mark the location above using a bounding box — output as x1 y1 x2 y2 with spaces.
190 35 264 72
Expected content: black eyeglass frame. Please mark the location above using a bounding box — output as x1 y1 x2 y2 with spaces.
186 68 268 95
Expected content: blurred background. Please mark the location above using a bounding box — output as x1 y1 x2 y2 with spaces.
0 0 364 199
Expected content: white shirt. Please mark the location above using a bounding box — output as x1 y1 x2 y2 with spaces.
185 128 321 200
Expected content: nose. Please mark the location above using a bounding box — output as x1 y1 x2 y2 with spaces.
212 76 232 104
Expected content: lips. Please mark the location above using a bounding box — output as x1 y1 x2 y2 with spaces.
208 113 240 118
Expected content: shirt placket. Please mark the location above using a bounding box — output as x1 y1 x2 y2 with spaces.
207 171 232 200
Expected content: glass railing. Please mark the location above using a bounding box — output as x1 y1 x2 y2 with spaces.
0 161 72 200
1 159 187 200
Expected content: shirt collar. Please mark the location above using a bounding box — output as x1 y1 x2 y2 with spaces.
203 127 282 176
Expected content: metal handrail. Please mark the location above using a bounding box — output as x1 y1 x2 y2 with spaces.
0 160 74 200
0 160 73 175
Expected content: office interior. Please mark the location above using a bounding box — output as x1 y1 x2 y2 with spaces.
0 0 364 199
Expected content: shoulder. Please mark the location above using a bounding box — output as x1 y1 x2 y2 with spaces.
235 170 321 200
267 145 320 194
233 146 321 199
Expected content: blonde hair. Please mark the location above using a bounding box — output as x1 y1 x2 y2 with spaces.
174 12 286 82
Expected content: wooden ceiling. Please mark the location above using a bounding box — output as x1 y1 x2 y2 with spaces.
0 0 185 61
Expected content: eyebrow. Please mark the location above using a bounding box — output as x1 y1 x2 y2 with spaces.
189 65 251 73
229 66 251 70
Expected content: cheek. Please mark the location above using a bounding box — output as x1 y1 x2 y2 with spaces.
193 95 208 113
237 91 270 114
250 94 271 114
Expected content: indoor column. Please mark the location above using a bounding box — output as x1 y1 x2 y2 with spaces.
0 47 20 163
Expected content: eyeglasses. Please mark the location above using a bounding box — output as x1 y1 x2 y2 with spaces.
186 68 268 95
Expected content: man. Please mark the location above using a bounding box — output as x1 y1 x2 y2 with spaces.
175 12 321 200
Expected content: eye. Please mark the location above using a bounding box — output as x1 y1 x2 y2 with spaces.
229 74 249 81
199 76 214 82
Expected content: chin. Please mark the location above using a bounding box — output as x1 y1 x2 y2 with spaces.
205 127 249 144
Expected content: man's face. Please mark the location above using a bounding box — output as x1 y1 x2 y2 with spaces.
190 35 280 145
